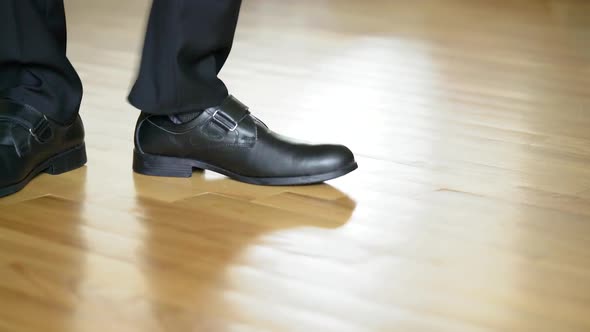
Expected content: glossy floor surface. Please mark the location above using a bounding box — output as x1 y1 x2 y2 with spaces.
1 0 590 331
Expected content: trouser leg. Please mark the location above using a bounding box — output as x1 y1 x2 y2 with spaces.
0 0 82 124
128 0 242 115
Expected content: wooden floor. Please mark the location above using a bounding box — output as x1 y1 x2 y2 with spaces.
2 0 590 331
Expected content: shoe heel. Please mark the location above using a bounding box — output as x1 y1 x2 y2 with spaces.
133 150 193 178
45 144 88 175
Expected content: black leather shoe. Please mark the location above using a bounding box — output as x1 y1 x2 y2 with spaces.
133 96 357 185
0 100 87 198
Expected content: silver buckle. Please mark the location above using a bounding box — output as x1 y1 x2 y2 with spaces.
29 115 52 143
211 109 238 131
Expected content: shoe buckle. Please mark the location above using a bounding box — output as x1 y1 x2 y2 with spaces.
29 115 53 144
211 109 238 132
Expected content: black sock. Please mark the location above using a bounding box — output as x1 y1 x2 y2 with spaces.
169 106 220 124
169 111 202 124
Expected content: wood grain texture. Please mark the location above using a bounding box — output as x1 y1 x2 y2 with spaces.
1 0 590 331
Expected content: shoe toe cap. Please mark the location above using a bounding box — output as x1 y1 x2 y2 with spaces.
309 144 356 174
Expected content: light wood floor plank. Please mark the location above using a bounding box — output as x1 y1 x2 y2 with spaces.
1 0 590 331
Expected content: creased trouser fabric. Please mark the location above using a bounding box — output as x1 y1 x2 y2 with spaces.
0 0 82 124
0 0 242 124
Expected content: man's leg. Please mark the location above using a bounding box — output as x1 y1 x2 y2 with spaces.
0 0 86 198
0 0 82 124
131 0 357 185
128 0 241 115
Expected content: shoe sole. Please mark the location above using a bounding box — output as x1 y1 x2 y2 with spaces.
133 150 358 186
0 144 87 198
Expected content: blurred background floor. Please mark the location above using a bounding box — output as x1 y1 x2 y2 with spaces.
1 0 590 331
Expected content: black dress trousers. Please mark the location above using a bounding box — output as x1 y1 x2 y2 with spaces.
0 0 242 124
